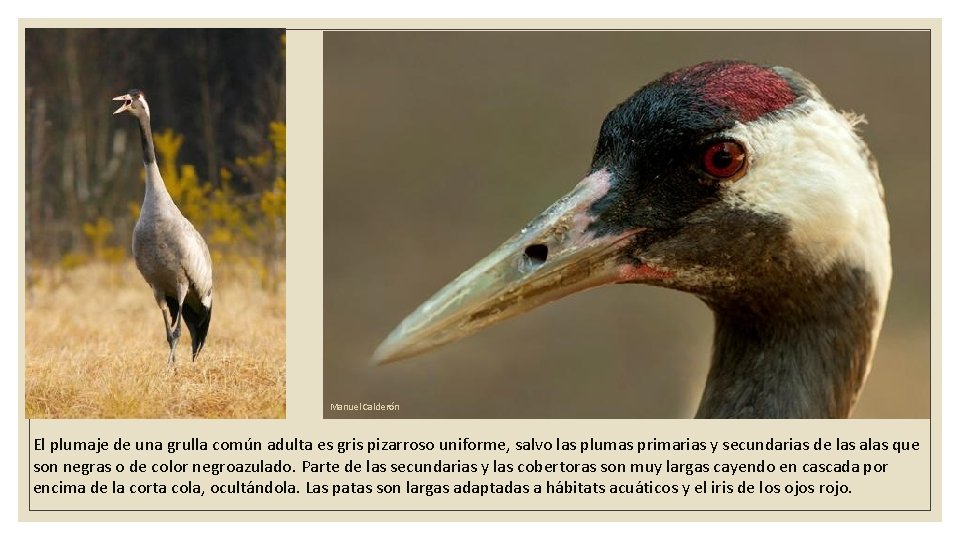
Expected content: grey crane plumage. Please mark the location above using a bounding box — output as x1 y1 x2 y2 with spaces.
113 90 213 363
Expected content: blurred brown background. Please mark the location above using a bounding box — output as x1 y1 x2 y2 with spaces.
323 31 931 418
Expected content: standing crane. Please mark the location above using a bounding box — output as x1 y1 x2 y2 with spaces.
373 61 892 419
113 90 213 364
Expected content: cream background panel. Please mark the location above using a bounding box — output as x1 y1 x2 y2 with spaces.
19 22 941 522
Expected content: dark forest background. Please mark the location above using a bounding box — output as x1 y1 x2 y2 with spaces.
25 28 285 287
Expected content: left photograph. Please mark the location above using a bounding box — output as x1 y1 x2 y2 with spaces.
24 28 286 418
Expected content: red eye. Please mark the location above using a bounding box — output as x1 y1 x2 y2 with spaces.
702 141 747 180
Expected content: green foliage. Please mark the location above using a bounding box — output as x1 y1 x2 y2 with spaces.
261 178 286 222
154 129 213 227
59 252 89 271
269 121 286 160
81 217 125 264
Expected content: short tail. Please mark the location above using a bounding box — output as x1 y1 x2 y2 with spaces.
182 300 212 361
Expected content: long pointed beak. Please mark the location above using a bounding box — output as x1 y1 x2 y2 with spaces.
373 169 649 364
112 94 132 114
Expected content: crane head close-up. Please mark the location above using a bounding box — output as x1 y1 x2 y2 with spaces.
373 60 892 419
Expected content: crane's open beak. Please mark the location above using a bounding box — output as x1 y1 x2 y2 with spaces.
112 94 133 114
373 169 666 364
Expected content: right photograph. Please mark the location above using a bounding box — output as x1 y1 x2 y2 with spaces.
324 31 932 419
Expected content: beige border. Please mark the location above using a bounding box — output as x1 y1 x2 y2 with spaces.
19 19 941 522
17 18 941 29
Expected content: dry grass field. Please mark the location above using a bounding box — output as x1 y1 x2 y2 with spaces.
24 262 285 419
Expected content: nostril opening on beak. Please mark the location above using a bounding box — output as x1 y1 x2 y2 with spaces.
523 244 549 266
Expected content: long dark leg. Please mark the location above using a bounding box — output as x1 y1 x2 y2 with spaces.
163 296 182 364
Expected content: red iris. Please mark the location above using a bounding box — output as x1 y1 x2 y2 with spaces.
702 141 747 179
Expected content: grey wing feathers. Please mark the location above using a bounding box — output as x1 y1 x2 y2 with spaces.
178 217 213 359
179 218 214 305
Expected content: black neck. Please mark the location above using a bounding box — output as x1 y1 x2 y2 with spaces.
137 114 156 164
695 265 879 419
